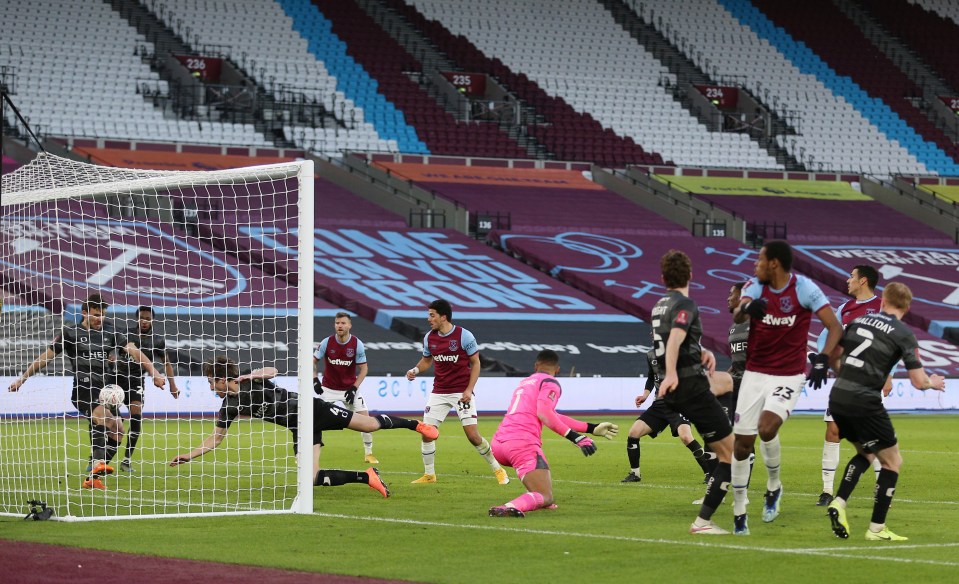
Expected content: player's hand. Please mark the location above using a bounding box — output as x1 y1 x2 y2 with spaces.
573 435 597 456
807 352 830 390
8 376 25 392
458 390 473 406
928 374 946 391
152 374 167 388
406 368 418 381
701 349 716 374
742 298 768 319
169 454 191 466
635 391 651 407
344 385 357 405
313 378 323 395
658 372 679 397
169 383 180 399
591 422 619 440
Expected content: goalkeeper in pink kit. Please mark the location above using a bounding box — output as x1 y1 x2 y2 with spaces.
488 350 619 517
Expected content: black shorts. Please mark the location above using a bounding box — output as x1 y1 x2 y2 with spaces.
663 379 732 443
638 399 689 438
831 408 898 453
71 373 106 418
715 391 735 425
115 372 145 404
312 398 354 446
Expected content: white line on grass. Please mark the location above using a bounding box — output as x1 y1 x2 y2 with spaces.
311 511 959 568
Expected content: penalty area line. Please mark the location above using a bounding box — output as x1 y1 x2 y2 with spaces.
310 511 959 568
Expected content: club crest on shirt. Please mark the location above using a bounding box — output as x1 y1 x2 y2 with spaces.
449 340 458 352
674 310 689 325
548 390 557 401
346 348 355 358
780 296 795 313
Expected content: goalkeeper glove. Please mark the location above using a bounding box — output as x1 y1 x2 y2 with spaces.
344 385 357 405
588 422 619 440
807 352 830 391
742 298 768 319
565 430 597 456
313 378 323 395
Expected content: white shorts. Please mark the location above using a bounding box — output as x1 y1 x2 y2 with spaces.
423 393 478 427
733 371 805 435
318 386 368 412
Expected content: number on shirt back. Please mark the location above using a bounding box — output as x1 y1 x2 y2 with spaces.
843 328 874 369
651 319 665 359
506 386 525 415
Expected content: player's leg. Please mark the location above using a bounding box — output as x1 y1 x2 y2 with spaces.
862 411 905 540
121 377 145 472
623 417 653 482
85 402 121 489
676 420 715 479
819 413 841 506
350 393 377 463
459 397 509 485
489 442 549 517
412 394 452 483
709 371 733 397
311 444 390 498
687 395 734 535
345 409 438 441
756 373 804 523
731 371 765 521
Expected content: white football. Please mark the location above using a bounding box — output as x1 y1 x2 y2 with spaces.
99 384 125 407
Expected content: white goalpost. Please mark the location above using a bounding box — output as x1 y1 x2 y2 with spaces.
0 153 314 520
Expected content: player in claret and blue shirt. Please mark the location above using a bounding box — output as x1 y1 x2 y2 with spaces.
730 240 843 535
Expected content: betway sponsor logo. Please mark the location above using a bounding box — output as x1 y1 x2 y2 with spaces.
761 314 796 327
433 354 460 363
327 358 354 366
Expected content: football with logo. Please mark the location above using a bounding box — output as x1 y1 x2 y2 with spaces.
99 384 125 407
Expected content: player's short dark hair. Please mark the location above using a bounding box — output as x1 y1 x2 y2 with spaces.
82 293 108 313
535 349 560 367
429 299 453 321
660 250 692 289
137 306 155 316
852 264 879 290
203 355 239 380
733 281 746 293
334 312 352 321
762 240 793 271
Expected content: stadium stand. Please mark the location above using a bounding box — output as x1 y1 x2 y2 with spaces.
0 1 272 147
407 0 776 169
751 0 959 169
634 0 935 175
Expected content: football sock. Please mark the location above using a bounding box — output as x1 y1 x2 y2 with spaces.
90 424 109 472
699 462 731 520
507 492 545 513
421 441 436 475
314 469 366 486
822 440 840 495
731 455 751 516
871 469 898 525
872 456 882 480
835 453 870 502
125 414 142 460
362 434 373 455
373 414 417 430
626 436 641 474
687 440 714 473
475 437 501 470
760 435 781 491
105 437 120 464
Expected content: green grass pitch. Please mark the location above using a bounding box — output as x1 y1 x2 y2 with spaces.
1 414 957 582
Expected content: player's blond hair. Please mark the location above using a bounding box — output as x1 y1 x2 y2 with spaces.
882 282 912 311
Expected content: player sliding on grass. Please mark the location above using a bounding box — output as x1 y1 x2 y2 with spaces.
170 355 438 498
487 349 618 517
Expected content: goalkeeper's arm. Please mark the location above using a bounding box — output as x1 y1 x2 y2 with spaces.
554 413 619 440
170 426 227 465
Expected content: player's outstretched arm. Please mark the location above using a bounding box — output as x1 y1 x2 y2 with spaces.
125 343 166 388
406 357 432 381
909 369 946 392
236 367 278 382
170 426 227 465
8 347 57 392
164 357 179 398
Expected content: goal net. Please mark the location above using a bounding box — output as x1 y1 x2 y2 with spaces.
0 153 315 520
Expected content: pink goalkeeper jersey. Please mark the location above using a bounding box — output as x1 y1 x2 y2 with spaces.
493 372 564 446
